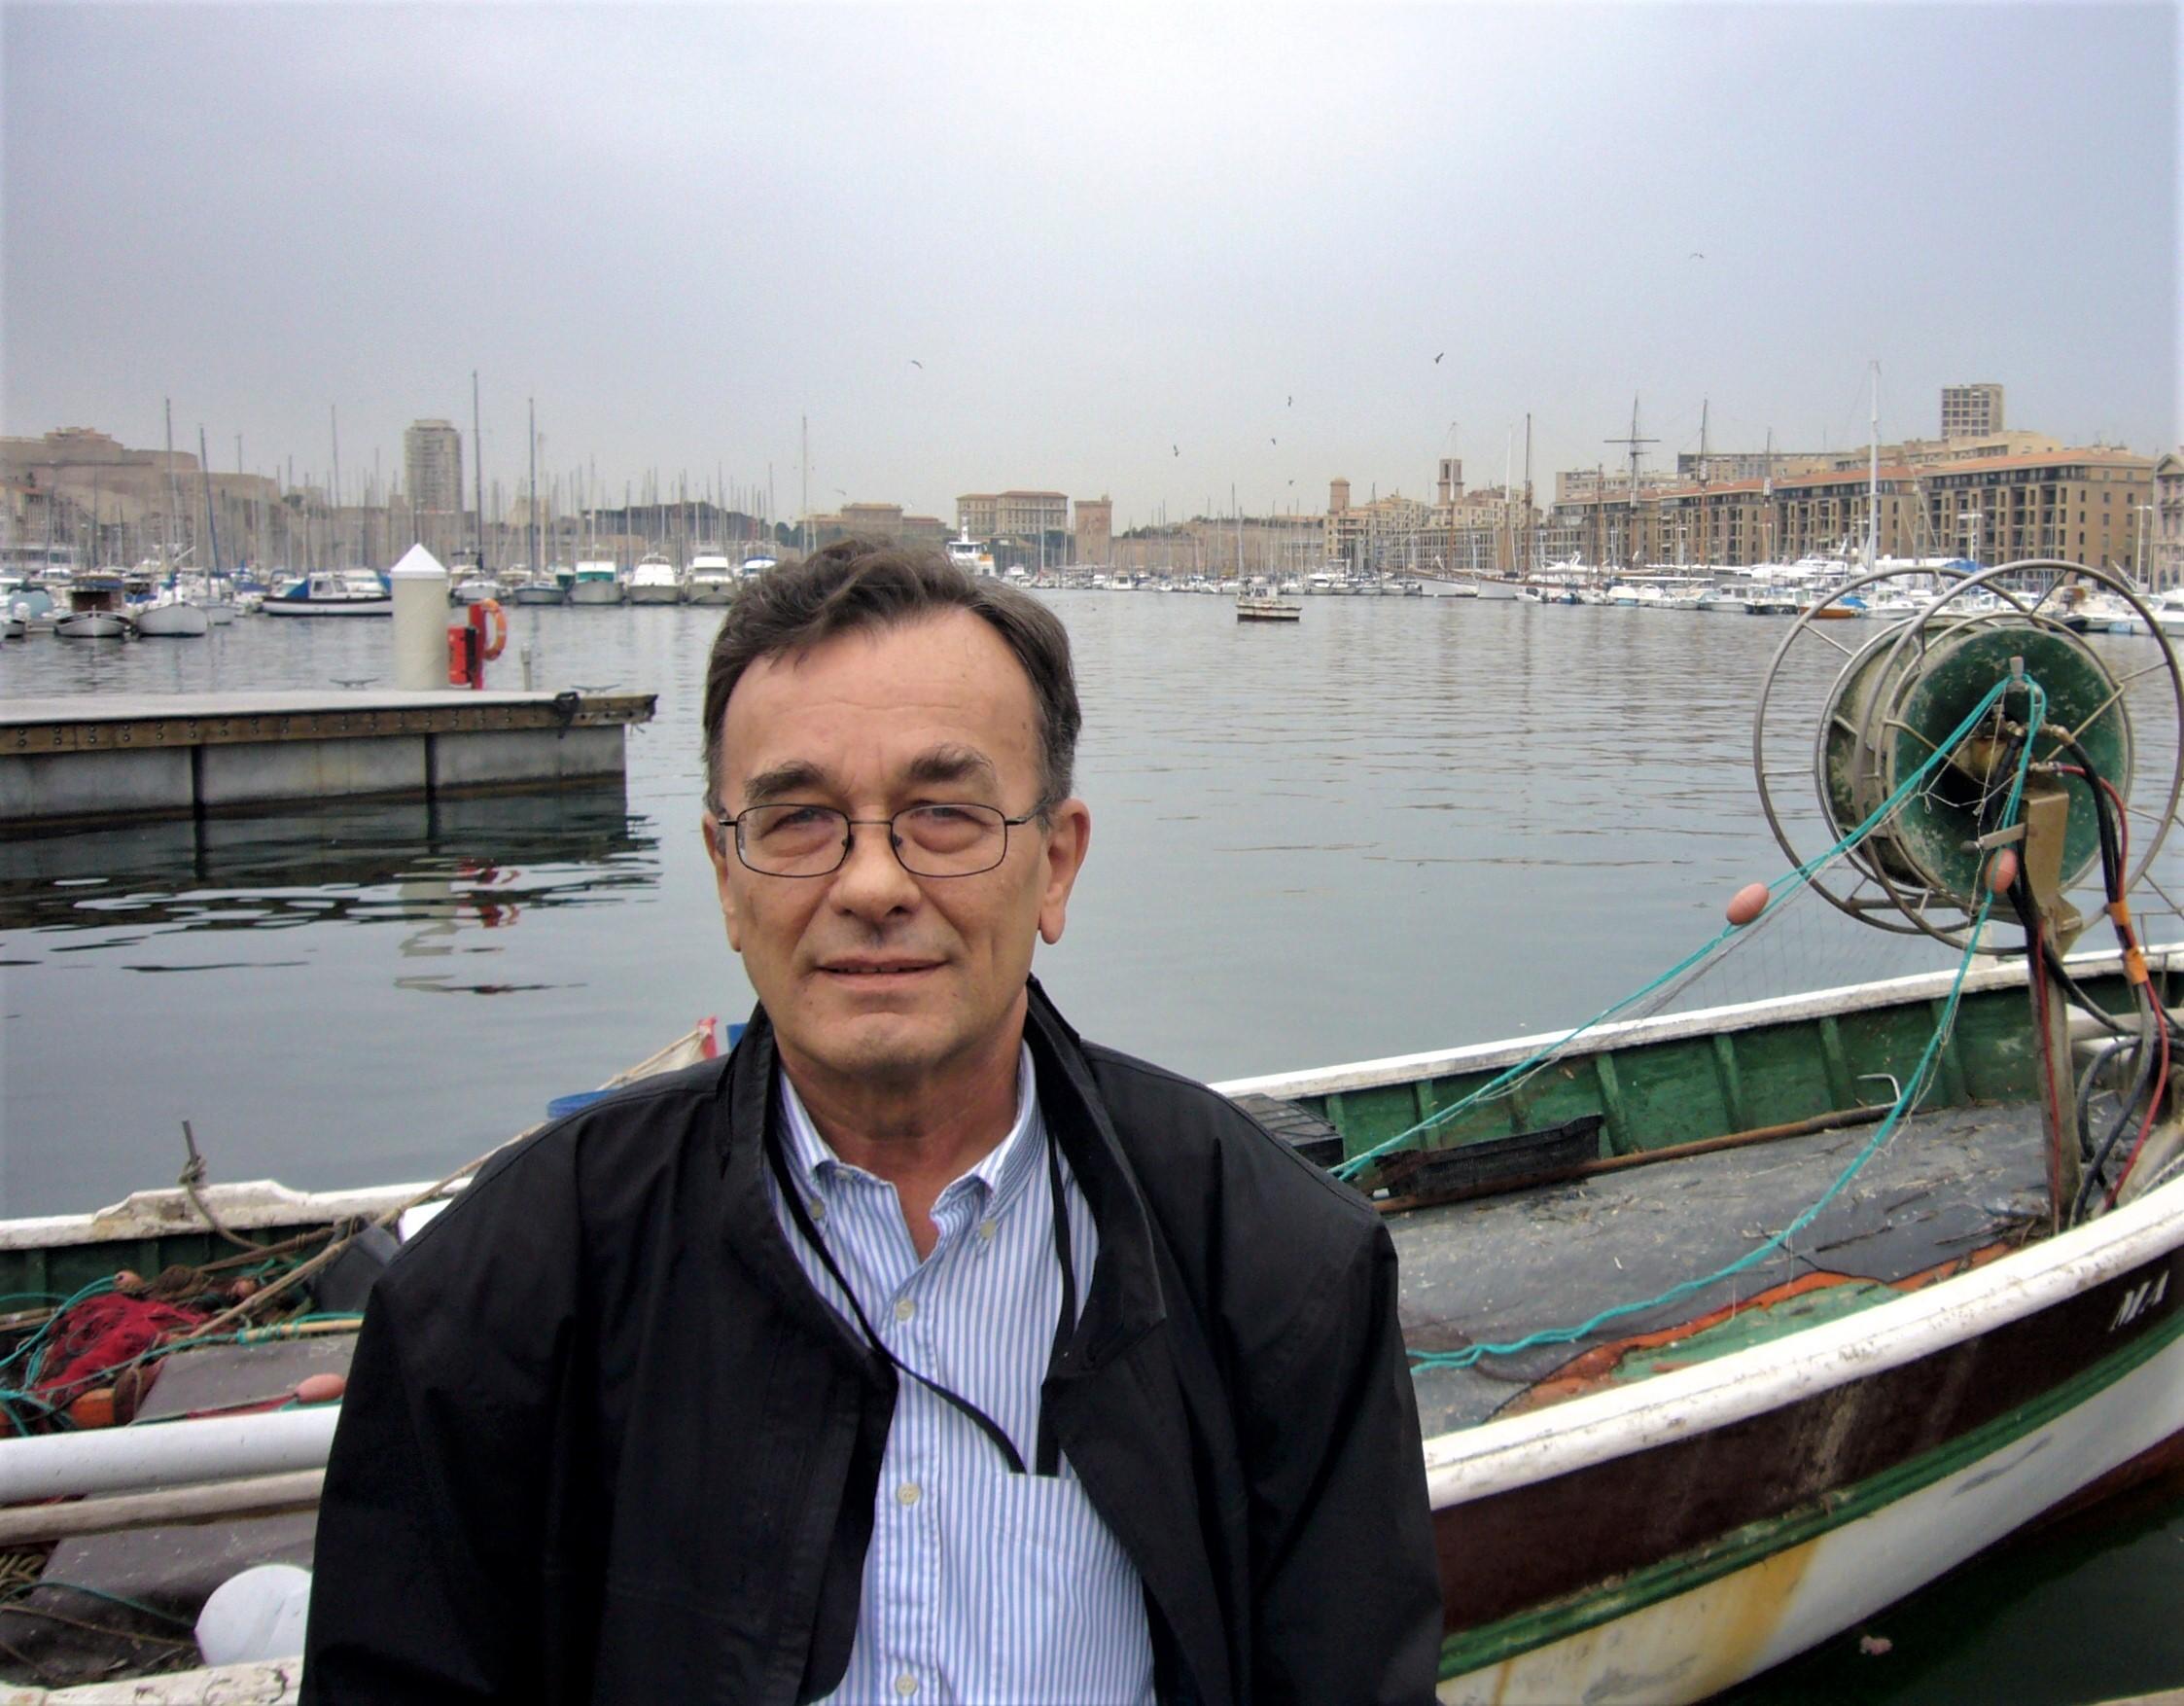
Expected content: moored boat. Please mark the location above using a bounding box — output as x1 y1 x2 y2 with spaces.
685 551 738 605
568 558 625 606
625 551 682 605
258 569 392 618
53 575 133 639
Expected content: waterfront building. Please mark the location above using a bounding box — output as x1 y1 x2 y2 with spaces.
801 503 949 551
1920 449 2153 569
1073 496 1113 567
1324 477 1434 572
956 493 998 538
1942 383 2005 440
2154 452 2184 591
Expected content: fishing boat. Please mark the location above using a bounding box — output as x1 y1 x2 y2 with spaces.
53 575 133 639
1236 576 1301 623
6 560 2183 1702
258 570 392 618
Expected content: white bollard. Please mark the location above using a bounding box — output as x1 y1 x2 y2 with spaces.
388 544 451 691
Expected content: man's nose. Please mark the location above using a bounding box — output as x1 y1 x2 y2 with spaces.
829 820 921 913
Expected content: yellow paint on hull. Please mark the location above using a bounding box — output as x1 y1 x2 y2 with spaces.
1442 1537 1820 1706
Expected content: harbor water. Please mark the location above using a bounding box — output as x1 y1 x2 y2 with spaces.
5 592 2183 1698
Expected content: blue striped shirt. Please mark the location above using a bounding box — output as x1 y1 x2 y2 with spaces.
766 1048 1156 1706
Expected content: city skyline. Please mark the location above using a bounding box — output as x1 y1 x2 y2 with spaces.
5 5 2176 528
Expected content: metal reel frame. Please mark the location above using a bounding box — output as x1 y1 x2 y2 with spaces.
1751 558 2184 950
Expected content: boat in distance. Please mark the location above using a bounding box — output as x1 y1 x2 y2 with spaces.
625 551 682 605
568 558 625 606
258 569 392 618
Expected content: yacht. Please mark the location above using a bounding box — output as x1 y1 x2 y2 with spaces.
627 552 683 605
740 551 778 579
686 552 738 605
569 560 625 607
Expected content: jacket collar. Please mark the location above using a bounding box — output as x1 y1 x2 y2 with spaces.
714 980 1168 1372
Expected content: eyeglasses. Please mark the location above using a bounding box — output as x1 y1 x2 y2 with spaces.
716 801 1047 878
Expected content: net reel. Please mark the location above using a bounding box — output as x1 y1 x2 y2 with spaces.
1753 559 2184 948
1753 558 2184 1225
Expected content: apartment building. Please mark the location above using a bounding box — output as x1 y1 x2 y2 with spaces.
1941 383 2005 440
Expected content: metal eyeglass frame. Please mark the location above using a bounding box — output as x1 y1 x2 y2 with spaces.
714 800 1052 879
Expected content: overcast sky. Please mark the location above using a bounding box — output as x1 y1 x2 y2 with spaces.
5 3 2177 527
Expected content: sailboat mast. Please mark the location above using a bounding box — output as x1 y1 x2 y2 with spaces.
198 426 222 574
162 398 178 575
529 397 539 578
1697 399 1709 572
472 371 486 572
1523 413 1533 578
1866 361 1880 573
330 405 342 566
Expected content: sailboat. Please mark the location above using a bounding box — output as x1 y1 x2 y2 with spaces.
134 406 210 637
1235 502 1300 622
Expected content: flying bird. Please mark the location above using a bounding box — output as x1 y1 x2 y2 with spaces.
909 358 924 368
1270 438 1277 446
1286 395 1292 407
1434 352 1445 364
1173 444 1180 456
1689 252 1705 261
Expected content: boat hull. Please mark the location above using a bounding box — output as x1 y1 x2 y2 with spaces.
53 614 129 639
1435 1274 2184 1702
258 598 391 618
626 585 682 605
568 582 624 606
511 586 567 606
134 602 211 637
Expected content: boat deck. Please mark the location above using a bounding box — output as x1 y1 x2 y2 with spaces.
1393 1099 2052 1435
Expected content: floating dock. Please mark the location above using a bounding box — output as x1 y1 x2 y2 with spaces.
0 690 656 829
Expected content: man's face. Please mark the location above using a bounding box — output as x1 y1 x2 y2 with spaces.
702 611 1090 1097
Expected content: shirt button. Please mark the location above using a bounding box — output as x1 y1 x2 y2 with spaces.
976 1219 998 1243
895 1674 919 1697
896 1481 921 1507
806 1196 825 1221
894 1297 916 1323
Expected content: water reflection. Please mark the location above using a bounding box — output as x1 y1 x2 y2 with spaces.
0 782 658 944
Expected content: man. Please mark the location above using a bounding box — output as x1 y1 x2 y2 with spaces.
303 541 1442 1703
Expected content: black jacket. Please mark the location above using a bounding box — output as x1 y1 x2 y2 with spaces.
302 981 1441 1704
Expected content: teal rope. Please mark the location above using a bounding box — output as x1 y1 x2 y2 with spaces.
1333 675 2025 1184
1409 677 2048 1372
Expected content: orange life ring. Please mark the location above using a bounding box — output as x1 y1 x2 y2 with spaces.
473 598 508 661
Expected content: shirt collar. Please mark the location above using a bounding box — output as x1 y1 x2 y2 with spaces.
776 1044 1042 1210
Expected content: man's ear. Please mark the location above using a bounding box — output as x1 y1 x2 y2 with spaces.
702 812 744 952
1036 800 1091 946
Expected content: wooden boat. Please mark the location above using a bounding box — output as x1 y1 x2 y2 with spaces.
7 950 2180 1701
1220 943 2184 1702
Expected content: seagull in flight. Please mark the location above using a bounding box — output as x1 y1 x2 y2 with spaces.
1434 352 1444 364
1173 444 1180 456
909 358 924 368
1689 252 1705 261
